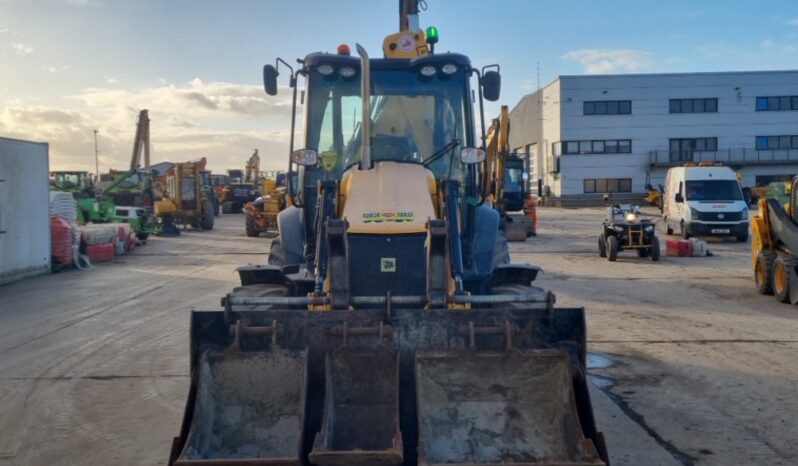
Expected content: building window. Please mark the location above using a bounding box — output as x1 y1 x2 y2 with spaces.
584 178 633 194
756 95 798 111
669 98 718 113
755 135 798 150
584 100 632 115
669 137 717 161
559 139 632 155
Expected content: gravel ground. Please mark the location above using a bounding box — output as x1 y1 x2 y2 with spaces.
0 209 795 465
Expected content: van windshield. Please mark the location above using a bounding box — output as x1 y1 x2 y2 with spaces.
685 180 743 201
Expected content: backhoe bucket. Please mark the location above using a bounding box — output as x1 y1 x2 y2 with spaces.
416 349 604 466
174 347 307 465
310 346 402 466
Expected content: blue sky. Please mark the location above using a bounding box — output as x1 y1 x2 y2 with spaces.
2 0 797 171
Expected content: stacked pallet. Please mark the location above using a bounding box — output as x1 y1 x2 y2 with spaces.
49 192 80 266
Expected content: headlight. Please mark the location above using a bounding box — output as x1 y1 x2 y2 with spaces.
614 226 624 232
339 66 356 78
420 65 437 77
441 63 458 75
689 207 699 219
317 64 334 75
645 225 654 233
625 213 637 222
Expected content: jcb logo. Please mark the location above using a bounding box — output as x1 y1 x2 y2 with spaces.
381 258 396 272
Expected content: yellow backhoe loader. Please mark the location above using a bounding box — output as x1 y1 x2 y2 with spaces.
168 2 608 465
752 175 798 303
154 157 215 233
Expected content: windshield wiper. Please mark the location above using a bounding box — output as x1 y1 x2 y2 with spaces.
423 138 460 167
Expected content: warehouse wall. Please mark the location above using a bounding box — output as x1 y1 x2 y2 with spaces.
0 136 50 285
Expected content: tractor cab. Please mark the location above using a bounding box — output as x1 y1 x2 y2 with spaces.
51 171 94 198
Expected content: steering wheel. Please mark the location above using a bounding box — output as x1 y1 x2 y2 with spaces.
372 135 413 162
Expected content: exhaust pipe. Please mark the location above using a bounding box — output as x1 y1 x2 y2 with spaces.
356 43 372 170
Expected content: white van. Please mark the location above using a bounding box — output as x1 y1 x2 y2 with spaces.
663 165 749 242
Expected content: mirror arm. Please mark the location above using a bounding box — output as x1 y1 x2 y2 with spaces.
287 67 301 207
472 68 488 205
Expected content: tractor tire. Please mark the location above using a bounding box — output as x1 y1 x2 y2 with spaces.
607 236 619 262
491 231 511 271
222 201 234 214
228 283 290 312
200 200 215 230
598 235 607 258
650 236 661 262
773 255 797 303
268 239 285 267
755 252 776 295
245 213 260 237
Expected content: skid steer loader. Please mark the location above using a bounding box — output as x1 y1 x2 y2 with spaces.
168 3 608 465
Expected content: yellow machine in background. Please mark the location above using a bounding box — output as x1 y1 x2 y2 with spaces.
484 105 536 241
752 175 798 303
243 171 287 237
154 157 215 232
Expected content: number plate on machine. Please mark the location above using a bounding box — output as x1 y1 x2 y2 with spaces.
711 229 730 234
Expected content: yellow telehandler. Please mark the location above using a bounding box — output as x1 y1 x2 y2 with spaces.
168 2 608 465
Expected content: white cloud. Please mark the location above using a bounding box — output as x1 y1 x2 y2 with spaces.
42 65 58 73
561 48 651 74
105 76 118 84
1 79 297 172
0 28 9 34
787 17 798 26
11 42 34 56
760 39 776 50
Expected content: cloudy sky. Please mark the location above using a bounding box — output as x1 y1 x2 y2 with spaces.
2 0 797 173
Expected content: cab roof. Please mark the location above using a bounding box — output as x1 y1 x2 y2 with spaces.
302 51 472 71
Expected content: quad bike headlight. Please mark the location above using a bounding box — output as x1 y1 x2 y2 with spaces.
625 212 637 222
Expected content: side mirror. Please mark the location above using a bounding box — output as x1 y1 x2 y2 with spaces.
481 70 501 102
291 149 318 166
460 147 486 164
263 64 279 96
675 192 684 203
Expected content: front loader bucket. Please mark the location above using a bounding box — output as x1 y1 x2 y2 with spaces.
310 346 402 466
174 348 307 465
416 349 604 466
171 305 608 466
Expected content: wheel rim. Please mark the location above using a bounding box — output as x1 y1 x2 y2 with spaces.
775 263 787 294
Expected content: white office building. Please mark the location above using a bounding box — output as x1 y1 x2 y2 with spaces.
508 70 798 205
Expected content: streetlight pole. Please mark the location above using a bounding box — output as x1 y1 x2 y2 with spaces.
93 129 99 180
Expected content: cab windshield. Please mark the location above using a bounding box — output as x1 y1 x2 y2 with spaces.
685 180 743 201
306 66 471 181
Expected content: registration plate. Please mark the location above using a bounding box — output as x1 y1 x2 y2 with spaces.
711 229 730 234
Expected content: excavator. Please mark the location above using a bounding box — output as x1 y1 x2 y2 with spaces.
752 175 798 304
485 105 536 241
244 170 288 237
168 2 608 465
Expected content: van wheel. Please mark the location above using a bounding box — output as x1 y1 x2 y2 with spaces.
736 232 748 242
